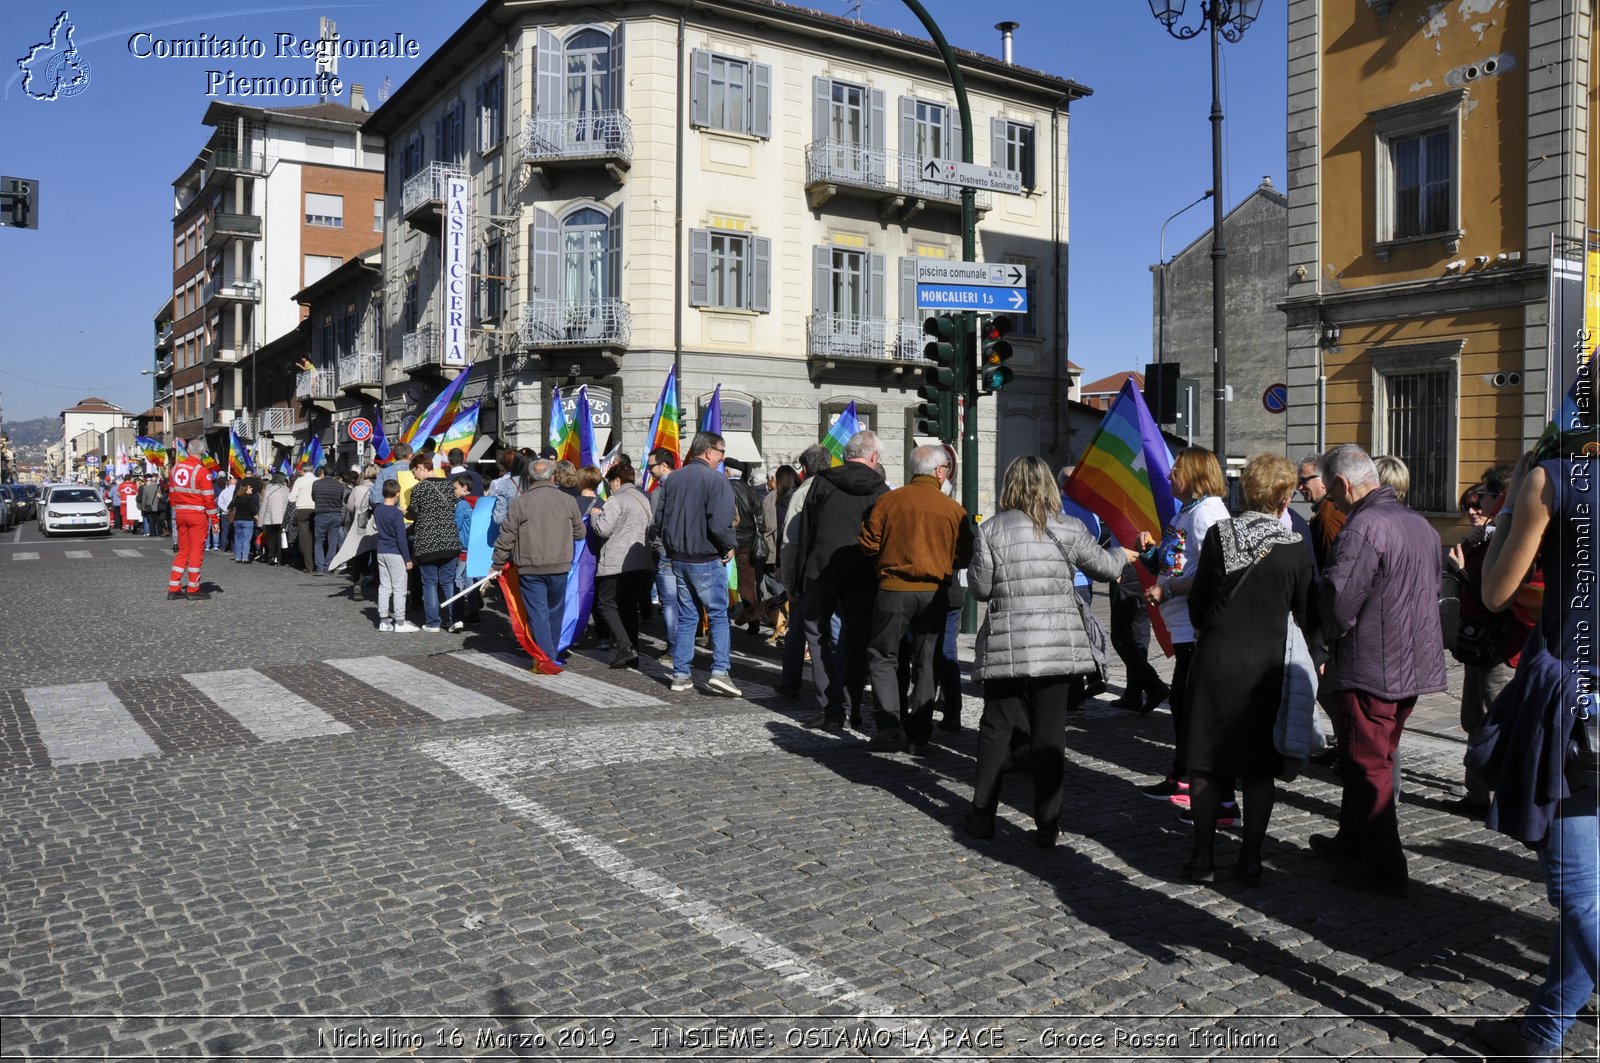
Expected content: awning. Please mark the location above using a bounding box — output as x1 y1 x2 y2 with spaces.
722 431 763 465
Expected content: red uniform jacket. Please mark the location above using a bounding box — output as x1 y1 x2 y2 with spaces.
168 457 217 518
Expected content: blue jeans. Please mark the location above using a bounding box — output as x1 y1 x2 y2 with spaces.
654 556 678 657
1522 783 1599 1047
419 557 458 629
312 511 343 572
672 559 730 678
231 520 255 561
518 570 569 657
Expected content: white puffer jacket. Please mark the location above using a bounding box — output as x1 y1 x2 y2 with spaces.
970 509 1125 681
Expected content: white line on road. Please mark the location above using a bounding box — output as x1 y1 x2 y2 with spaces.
63 550 92 559
26 682 163 765
460 651 667 709
12 552 38 561
184 669 353 743
326 655 519 721
113 549 143 559
422 735 981 1060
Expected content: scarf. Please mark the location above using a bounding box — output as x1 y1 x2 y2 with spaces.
1217 511 1300 575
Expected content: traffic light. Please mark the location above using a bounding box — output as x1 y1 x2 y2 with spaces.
0 177 35 230
918 315 958 439
979 315 1014 392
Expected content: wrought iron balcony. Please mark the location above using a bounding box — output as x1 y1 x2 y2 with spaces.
805 140 990 214
517 300 632 350
520 111 634 171
807 312 896 362
401 163 466 233
203 211 261 247
232 413 254 440
202 277 261 306
253 407 300 436
401 326 442 372
295 367 337 401
338 351 384 391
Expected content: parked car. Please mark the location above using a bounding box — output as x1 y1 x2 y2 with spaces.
38 484 112 536
0 489 12 532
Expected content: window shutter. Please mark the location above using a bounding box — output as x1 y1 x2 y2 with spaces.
531 209 560 304
751 236 771 313
867 89 886 183
433 117 443 162
813 77 830 143
691 50 711 128
607 24 626 111
606 204 624 301
813 245 831 322
868 252 886 322
473 248 484 322
991 118 1006 168
949 109 963 162
1022 127 1036 189
899 96 915 155
751 62 771 140
899 256 917 326
689 228 710 307
536 29 561 119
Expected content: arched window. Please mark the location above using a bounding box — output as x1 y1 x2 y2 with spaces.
563 207 608 312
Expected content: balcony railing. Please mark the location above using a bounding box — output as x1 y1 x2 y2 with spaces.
203 212 261 247
295 367 337 401
520 111 634 167
156 325 173 349
338 351 383 390
232 413 254 440
155 385 173 404
401 162 467 219
154 356 173 378
253 408 300 436
401 326 441 372
202 277 261 305
807 312 901 362
202 149 268 188
517 300 632 349
805 140 991 211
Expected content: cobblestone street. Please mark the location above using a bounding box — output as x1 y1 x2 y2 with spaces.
0 536 1592 1060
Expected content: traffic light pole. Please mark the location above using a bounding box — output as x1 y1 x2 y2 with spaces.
898 0 979 633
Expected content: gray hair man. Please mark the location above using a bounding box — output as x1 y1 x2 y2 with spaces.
1297 451 1346 570
655 431 740 696
491 453 585 669
793 431 889 729
1312 443 1446 898
855 445 972 750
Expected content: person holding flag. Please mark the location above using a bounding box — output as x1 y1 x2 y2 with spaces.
165 447 218 600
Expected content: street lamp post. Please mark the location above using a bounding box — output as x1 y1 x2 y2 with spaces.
1148 0 1263 460
1156 189 1213 372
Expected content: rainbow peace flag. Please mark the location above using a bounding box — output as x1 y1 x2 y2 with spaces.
135 435 166 466
641 367 680 491
228 425 254 478
820 401 860 466
295 436 324 474
434 400 480 459
370 408 393 466
200 452 221 474
548 386 576 463
1064 378 1179 651
400 366 472 447
571 386 598 468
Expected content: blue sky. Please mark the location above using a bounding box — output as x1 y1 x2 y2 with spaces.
0 0 1287 422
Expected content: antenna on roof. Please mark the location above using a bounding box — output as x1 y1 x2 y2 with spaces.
379 76 392 102
316 16 337 102
843 0 874 23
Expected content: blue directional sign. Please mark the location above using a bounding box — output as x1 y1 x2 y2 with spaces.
916 283 1029 313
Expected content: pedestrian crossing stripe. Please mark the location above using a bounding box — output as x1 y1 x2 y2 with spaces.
183 669 353 743
326 656 520 722
12 552 38 560
459 651 667 709
25 682 163 765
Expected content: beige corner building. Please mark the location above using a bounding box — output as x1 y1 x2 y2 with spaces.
363 0 1088 503
1281 0 1595 516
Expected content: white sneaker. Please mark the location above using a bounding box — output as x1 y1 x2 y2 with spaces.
423 625 442 633
378 620 395 632
706 674 742 698
393 620 420 633
669 676 694 693
449 621 466 632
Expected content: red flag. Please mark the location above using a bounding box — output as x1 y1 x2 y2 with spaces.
497 564 563 674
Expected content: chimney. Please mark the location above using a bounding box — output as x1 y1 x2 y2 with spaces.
995 21 1019 65
350 83 368 112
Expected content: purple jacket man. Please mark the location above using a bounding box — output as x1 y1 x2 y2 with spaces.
1311 444 1445 898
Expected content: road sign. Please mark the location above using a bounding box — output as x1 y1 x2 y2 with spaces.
1263 384 1288 413
347 417 373 442
915 258 1028 288
916 283 1028 313
919 158 1023 195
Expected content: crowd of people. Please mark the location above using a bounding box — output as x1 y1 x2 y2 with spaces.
125 425 1590 1060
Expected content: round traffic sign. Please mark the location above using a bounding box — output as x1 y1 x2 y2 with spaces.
1263 384 1288 414
348 417 373 442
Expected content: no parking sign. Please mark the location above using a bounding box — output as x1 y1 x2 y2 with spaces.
348 417 373 443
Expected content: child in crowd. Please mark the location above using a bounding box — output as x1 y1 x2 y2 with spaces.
374 479 417 632
451 474 483 626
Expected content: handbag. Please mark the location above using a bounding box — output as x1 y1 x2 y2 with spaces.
1275 616 1325 760
1043 528 1110 679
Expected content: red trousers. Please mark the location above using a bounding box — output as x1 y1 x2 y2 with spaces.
1326 689 1416 881
168 509 208 593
